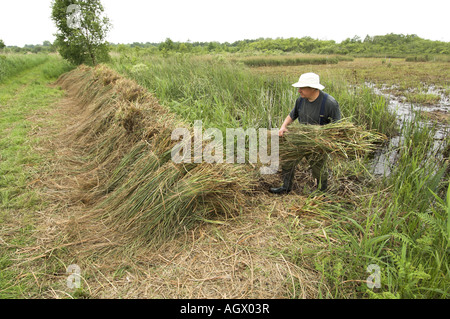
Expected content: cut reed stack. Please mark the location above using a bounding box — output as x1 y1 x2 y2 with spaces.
56 64 256 245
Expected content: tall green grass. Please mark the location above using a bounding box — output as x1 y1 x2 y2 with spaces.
0 54 48 83
376 114 449 297
0 53 74 84
236 56 341 67
232 54 354 67
308 112 449 298
109 54 397 137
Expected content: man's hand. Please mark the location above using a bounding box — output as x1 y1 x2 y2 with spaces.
279 126 288 137
279 115 293 137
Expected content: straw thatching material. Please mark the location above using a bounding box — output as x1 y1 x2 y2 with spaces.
279 121 387 165
56 64 257 245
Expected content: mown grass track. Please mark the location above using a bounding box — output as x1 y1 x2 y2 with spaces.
0 57 72 298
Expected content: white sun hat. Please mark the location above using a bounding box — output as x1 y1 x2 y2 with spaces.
291 72 325 90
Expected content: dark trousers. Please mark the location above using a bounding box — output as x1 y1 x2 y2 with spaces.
281 155 328 191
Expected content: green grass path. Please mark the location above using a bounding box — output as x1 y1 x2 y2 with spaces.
0 60 68 298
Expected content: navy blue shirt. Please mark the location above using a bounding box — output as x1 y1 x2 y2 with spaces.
289 91 341 125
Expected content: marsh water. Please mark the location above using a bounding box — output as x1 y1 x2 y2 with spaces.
369 83 450 176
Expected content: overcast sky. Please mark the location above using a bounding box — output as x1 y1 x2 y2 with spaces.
1 0 449 47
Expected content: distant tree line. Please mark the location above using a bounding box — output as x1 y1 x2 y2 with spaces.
0 40 58 54
110 33 450 56
2 33 449 57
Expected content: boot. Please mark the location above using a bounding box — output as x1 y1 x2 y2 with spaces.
311 157 328 192
269 186 290 194
317 178 328 192
269 168 294 194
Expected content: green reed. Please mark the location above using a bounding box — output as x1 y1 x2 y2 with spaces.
109 54 397 138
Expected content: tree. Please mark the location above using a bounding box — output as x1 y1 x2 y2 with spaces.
0 39 5 50
159 38 175 51
51 0 112 65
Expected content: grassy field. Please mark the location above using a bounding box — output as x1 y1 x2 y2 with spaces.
1 52 449 299
229 54 354 67
110 54 399 137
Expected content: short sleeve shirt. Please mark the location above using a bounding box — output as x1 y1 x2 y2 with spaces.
289 91 341 125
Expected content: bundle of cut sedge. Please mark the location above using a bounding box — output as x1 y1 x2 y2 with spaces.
279 120 387 164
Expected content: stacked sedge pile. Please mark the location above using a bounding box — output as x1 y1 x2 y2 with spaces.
56 65 256 246
279 121 387 164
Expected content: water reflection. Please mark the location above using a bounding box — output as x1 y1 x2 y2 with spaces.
366 82 450 176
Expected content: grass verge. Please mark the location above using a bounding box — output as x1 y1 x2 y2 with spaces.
0 56 73 298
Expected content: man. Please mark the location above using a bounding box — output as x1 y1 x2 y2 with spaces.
269 72 341 194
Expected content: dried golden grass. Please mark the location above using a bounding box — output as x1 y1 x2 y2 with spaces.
54 64 258 246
